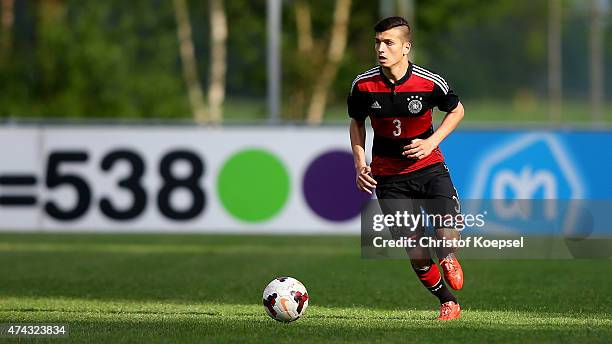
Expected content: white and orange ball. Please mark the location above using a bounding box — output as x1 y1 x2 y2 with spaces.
262 277 309 322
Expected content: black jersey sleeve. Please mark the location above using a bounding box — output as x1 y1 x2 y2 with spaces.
433 83 460 113
347 83 369 121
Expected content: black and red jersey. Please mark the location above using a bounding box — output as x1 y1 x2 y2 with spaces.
347 63 460 177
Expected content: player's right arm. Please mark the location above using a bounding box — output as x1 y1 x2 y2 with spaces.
349 118 377 194
347 75 377 194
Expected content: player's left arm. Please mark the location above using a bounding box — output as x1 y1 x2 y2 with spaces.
403 102 464 159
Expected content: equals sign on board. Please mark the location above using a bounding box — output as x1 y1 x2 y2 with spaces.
0 174 38 206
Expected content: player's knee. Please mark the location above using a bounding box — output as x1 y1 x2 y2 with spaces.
436 227 461 239
410 258 433 270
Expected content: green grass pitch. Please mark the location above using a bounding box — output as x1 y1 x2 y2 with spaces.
0 233 610 343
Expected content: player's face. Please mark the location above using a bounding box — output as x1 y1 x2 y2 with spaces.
375 28 410 68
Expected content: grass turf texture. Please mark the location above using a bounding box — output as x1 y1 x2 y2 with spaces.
0 233 610 343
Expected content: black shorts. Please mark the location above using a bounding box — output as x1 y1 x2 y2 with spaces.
374 162 461 234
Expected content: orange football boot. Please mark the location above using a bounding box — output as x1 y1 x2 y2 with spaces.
440 255 464 290
436 301 461 321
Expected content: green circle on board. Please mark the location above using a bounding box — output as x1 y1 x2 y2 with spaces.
217 149 290 222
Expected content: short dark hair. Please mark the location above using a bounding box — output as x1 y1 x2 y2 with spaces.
374 16 411 42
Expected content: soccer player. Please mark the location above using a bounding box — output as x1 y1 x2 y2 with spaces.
348 16 465 320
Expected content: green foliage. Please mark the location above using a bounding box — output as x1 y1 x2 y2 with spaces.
1 0 189 119
0 1 609 121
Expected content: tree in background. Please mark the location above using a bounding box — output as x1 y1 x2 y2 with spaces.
0 0 13 63
306 0 351 125
174 0 227 124
207 0 227 124
285 0 352 123
174 0 208 123
290 0 313 121
0 0 189 119
0 1 608 122
548 0 562 122
589 0 604 123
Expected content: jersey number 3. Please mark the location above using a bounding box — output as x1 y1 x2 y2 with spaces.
393 119 402 136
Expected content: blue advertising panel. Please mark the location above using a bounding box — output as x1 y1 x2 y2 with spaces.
442 130 611 200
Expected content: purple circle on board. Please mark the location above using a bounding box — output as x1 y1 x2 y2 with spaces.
303 150 372 222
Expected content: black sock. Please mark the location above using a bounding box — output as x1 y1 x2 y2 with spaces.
413 261 457 304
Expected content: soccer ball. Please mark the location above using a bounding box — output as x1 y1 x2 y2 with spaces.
262 277 309 322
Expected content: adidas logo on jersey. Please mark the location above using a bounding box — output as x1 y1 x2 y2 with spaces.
371 101 381 109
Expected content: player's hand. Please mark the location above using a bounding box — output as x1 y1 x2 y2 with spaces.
355 165 377 194
403 138 436 160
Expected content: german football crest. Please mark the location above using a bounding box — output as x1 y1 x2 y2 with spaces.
407 95 423 114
